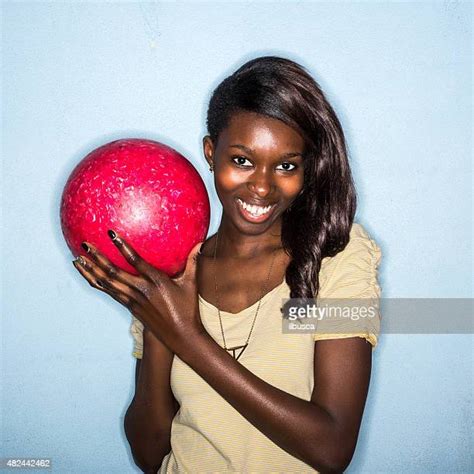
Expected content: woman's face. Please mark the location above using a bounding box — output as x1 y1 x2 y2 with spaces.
203 111 305 236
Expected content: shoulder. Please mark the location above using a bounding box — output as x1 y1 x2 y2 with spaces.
321 223 382 276
345 222 380 248
198 234 217 258
343 223 382 265
319 223 382 299
347 222 373 241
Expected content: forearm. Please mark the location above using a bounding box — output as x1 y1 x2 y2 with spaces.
125 330 176 472
176 331 345 472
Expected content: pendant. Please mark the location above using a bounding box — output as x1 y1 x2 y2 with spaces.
226 344 248 361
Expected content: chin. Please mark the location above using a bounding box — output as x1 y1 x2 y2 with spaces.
235 212 281 235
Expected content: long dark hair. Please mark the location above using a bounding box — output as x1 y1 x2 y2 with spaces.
206 56 356 299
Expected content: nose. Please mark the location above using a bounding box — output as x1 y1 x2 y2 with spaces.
247 166 274 198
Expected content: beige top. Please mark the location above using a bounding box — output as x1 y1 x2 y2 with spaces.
130 223 382 473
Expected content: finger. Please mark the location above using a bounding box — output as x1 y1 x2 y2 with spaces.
76 255 135 299
107 230 156 280
74 256 144 306
81 241 143 287
175 241 204 284
105 286 135 308
73 257 107 292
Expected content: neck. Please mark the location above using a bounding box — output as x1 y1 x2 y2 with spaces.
215 217 283 260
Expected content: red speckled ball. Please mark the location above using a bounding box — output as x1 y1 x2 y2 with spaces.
60 139 210 277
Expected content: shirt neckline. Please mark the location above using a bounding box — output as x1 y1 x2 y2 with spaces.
198 278 287 316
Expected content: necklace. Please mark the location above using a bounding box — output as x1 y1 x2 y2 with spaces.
213 230 279 361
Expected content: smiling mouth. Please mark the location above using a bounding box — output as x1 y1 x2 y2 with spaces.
235 198 277 223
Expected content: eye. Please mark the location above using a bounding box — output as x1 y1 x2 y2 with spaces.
231 156 253 167
276 162 298 172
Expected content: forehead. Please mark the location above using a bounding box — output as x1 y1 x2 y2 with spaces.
218 111 305 151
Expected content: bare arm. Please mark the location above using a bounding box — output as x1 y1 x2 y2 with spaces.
124 328 179 473
177 333 372 473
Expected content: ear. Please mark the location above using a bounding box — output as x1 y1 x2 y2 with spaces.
202 136 215 168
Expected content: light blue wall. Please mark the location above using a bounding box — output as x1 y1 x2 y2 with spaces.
2 1 472 472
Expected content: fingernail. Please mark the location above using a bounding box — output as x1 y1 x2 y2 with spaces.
108 230 117 240
81 242 90 253
96 280 104 288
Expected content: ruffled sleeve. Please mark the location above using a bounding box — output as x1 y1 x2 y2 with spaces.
314 223 382 350
130 315 144 359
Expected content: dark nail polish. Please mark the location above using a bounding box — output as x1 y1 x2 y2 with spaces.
96 280 104 288
81 242 90 253
108 230 116 240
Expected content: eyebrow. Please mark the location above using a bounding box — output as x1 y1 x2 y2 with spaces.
229 144 303 159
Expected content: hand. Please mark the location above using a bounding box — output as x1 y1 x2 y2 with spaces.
72 230 205 355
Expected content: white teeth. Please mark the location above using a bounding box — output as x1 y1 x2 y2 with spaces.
237 199 273 217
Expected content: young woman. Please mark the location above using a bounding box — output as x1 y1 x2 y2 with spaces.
73 56 382 473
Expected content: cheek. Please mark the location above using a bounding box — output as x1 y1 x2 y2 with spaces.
278 175 304 199
216 167 247 192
